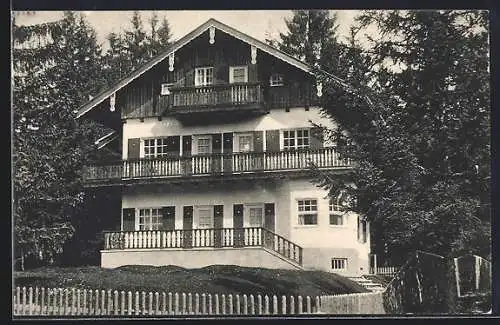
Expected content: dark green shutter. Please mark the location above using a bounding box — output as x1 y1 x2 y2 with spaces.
233 204 244 247
122 208 136 231
264 203 275 232
185 69 195 86
128 138 140 159
162 206 175 230
216 65 229 83
223 133 233 173
253 131 263 152
310 127 324 149
183 206 193 248
214 205 224 247
265 130 280 152
248 64 258 83
166 136 180 158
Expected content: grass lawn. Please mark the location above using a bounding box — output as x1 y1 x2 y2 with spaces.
14 265 369 297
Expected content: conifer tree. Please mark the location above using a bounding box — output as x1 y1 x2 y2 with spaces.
13 11 107 269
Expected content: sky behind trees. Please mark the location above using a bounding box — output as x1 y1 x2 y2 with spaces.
13 10 358 49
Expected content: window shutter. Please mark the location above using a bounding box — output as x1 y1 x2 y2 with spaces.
253 131 263 152
161 206 175 230
128 138 140 159
122 208 136 231
264 203 275 232
248 64 258 83
185 69 194 86
233 204 244 247
265 130 280 152
183 206 193 248
216 64 229 83
214 205 224 248
310 127 324 149
166 136 180 158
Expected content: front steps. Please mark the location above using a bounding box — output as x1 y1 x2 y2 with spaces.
348 276 386 292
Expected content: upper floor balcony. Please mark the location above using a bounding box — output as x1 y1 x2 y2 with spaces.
83 147 352 187
167 82 265 115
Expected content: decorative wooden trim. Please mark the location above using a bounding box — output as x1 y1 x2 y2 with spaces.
251 46 257 64
109 92 116 112
316 82 323 97
168 52 175 72
209 26 215 44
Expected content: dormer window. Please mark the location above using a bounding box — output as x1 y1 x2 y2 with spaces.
229 66 248 83
195 67 214 86
270 74 284 87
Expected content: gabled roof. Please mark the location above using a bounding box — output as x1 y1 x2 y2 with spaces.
77 18 327 120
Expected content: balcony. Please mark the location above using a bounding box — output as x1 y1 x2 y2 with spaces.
83 147 352 186
103 227 303 266
167 82 265 115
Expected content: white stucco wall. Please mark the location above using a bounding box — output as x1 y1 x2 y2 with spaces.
122 107 336 159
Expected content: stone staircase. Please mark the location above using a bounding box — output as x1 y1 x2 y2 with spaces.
348 276 386 292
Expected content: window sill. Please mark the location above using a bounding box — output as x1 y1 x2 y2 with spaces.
329 225 348 228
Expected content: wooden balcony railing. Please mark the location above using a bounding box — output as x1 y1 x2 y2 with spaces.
83 147 351 182
103 227 303 265
169 82 263 110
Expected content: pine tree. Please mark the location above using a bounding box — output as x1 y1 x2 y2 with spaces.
274 10 340 68
13 11 107 269
313 8 489 277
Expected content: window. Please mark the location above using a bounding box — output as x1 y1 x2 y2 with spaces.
195 67 214 86
197 137 212 155
138 208 162 230
283 129 310 150
230 66 248 83
270 74 284 87
196 206 213 229
297 199 318 225
160 83 174 96
329 192 347 226
246 204 263 227
143 138 169 158
331 258 348 271
238 134 253 152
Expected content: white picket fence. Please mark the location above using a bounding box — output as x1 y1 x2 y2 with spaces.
12 286 385 316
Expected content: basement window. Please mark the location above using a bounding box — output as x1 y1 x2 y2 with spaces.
331 258 348 271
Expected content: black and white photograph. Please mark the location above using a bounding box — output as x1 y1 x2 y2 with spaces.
12 9 492 317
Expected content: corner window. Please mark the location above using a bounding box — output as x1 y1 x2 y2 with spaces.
331 258 348 271
195 67 214 86
283 129 310 151
143 138 169 158
229 66 248 83
137 208 162 230
270 74 284 87
297 199 318 225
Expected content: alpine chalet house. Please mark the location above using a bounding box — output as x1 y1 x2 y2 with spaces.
77 19 370 276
